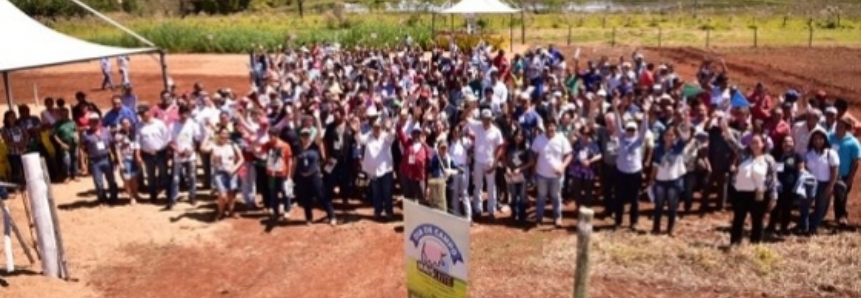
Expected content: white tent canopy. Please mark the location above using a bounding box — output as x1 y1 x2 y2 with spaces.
440 0 519 14
0 0 158 72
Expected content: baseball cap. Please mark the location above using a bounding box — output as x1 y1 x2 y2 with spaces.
825 106 838 115
480 109 493 119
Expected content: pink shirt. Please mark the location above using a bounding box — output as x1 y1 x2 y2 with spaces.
151 104 179 128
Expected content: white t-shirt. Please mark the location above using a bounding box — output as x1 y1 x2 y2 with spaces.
467 120 504 165
171 119 204 162
792 122 821 155
805 149 839 182
212 143 239 172
41 110 56 126
137 118 171 153
531 133 573 178
114 134 138 161
449 137 472 167
733 156 770 192
359 131 396 178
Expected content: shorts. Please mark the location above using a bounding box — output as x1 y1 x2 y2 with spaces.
214 171 239 194
121 159 139 180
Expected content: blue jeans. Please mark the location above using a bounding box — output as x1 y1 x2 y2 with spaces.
370 172 394 218
614 170 643 227
296 173 333 221
267 176 292 218
808 181 833 233
653 179 683 233
535 174 563 222
507 182 527 222
90 156 118 203
170 160 197 204
142 150 169 202
59 145 79 179
6 154 23 184
101 71 114 90
325 161 352 208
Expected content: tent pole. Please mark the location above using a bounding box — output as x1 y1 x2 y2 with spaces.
3 72 11 108
67 0 156 47
158 50 169 91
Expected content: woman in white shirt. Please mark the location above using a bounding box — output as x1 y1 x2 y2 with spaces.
211 127 244 221
647 124 690 236
446 125 472 219
801 128 839 235
724 118 777 246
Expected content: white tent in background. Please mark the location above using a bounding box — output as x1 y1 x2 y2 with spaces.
439 0 519 14
0 0 163 106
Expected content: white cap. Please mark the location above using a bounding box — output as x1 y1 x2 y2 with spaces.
366 107 379 117
465 93 478 102
480 109 493 119
625 121 638 130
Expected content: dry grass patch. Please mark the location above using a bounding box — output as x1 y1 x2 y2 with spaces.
534 231 861 296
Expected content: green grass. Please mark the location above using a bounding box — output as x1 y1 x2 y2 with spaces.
42 12 861 53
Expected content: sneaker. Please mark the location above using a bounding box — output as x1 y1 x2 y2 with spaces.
554 218 563 228
838 217 849 227
329 219 337 226
283 211 292 220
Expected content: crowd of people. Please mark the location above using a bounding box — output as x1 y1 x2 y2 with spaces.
5 41 860 246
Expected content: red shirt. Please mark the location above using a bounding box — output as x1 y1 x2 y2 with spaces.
766 120 790 150
748 91 772 123
397 130 430 181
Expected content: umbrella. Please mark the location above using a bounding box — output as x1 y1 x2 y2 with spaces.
731 91 750 108
682 84 703 99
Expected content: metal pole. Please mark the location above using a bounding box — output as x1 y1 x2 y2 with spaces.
573 207 594 298
1 198 36 266
66 0 156 47
3 72 11 108
3 205 13 273
159 50 169 91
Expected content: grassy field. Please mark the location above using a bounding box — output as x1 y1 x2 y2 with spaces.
42 11 861 52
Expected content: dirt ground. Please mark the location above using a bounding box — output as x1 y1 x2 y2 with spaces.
1 47 860 298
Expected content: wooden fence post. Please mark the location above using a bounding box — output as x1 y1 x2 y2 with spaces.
705 27 710 48
573 207 594 298
658 27 662 47
753 26 758 48
602 16 606 28
567 24 572 46
611 27 616 47
808 18 814 47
